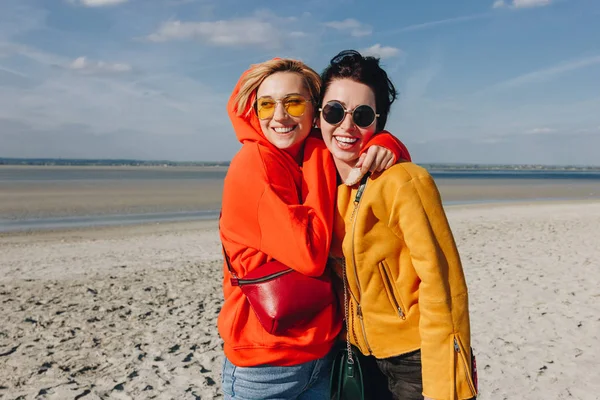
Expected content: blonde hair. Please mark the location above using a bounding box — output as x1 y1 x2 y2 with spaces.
234 58 321 117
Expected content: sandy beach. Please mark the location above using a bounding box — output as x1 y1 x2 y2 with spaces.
1 201 600 399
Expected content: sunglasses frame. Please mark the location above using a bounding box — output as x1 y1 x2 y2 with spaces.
255 94 310 120
319 101 380 128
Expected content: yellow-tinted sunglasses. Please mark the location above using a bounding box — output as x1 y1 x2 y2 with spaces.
256 94 309 120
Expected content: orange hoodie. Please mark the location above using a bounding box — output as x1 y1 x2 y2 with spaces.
218 66 411 367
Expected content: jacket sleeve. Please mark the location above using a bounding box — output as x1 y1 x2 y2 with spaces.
256 140 337 277
390 175 476 400
361 130 412 162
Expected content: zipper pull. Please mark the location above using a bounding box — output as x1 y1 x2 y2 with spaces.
353 173 370 203
454 338 460 353
397 307 406 320
357 304 364 319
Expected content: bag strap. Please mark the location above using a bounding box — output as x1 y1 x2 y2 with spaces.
219 212 239 280
341 172 370 364
221 243 240 285
341 258 355 365
221 244 237 276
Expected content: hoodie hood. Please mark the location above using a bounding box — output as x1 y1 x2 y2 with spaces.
227 67 276 148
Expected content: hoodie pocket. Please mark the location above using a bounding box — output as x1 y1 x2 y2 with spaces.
378 261 406 320
453 335 477 398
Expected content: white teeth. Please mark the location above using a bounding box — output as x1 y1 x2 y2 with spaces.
335 136 358 144
273 127 295 133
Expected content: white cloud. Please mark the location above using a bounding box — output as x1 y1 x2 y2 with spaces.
0 44 233 160
1 41 64 66
513 0 551 7
323 18 372 37
492 0 552 9
525 127 555 134
360 44 402 60
147 18 284 48
73 0 129 6
0 64 28 78
377 14 491 36
68 56 132 73
490 55 600 89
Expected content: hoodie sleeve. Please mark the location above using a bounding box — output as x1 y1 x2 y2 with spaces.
256 139 337 277
361 130 412 162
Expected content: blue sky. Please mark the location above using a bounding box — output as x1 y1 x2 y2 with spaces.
1 0 599 165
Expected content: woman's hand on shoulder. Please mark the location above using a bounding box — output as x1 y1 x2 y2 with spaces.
355 145 395 174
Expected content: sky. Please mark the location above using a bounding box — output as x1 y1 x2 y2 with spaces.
0 0 599 165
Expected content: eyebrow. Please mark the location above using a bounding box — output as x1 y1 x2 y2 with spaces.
257 92 305 99
328 100 347 106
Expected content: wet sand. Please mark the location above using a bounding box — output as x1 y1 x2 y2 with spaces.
2 176 599 221
0 180 224 220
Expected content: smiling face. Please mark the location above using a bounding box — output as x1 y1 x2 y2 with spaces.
256 72 315 160
319 78 377 168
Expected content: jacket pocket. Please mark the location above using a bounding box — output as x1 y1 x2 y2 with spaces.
453 335 477 398
378 261 406 320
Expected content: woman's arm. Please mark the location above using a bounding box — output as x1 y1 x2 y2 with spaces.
221 141 337 278
357 130 412 173
258 140 337 276
390 173 475 400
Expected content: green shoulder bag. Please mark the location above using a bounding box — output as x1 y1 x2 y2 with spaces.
330 343 364 400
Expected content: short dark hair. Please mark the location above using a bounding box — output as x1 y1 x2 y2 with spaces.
320 50 398 132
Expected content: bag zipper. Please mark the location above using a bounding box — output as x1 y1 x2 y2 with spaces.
231 269 293 286
454 337 477 396
348 174 372 355
379 262 406 319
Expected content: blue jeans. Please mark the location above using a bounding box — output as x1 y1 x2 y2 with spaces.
221 352 333 400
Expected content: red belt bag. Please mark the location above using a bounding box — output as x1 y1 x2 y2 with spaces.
222 245 336 336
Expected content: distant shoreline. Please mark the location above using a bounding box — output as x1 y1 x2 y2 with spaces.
0 164 229 172
1 160 599 172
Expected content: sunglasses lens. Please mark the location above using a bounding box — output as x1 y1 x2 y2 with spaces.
283 95 307 117
322 102 345 125
353 105 376 128
257 97 276 120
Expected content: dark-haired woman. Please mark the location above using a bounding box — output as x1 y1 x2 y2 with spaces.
319 50 477 400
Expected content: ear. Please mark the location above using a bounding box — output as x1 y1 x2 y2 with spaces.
314 116 320 129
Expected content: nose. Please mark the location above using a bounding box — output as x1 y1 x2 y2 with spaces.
339 111 355 131
272 101 288 120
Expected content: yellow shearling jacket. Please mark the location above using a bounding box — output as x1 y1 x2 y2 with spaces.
330 162 477 400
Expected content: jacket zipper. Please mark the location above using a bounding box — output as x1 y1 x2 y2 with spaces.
340 258 362 354
454 337 477 396
379 263 406 319
349 175 372 355
233 269 292 285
